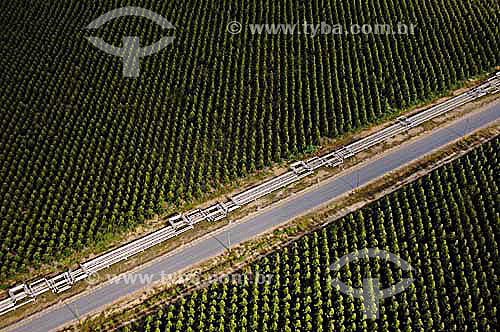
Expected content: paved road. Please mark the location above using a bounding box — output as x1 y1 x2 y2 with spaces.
6 103 500 332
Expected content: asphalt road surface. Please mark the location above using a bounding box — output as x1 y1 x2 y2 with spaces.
6 102 500 332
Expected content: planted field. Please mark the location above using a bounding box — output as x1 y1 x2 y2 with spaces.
1 0 499 280
107 137 499 332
